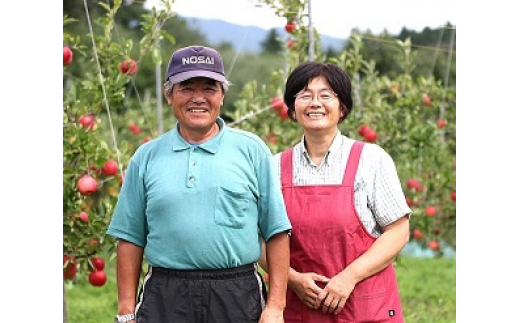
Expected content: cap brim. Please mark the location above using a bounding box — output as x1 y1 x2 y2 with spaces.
168 70 227 84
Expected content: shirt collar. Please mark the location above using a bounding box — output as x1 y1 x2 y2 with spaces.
299 130 342 165
171 117 226 154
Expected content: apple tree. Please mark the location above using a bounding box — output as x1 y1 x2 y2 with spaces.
63 0 175 294
230 0 456 256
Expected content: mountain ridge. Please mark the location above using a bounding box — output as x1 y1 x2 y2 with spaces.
182 16 347 53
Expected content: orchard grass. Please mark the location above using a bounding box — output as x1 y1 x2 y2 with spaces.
65 256 455 323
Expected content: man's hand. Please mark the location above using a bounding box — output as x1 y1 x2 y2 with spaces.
258 304 284 323
289 271 330 310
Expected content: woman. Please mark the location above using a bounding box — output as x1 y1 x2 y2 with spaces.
264 62 412 323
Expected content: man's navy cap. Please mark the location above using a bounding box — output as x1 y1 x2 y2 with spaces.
165 45 228 85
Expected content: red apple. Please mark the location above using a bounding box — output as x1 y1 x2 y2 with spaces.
264 272 269 284
63 255 77 280
143 136 152 143
77 175 98 196
88 270 107 287
406 178 419 189
285 21 297 33
425 205 436 217
88 238 99 249
436 119 447 129
102 160 119 176
63 46 73 65
91 257 105 271
363 129 377 143
79 211 89 223
413 228 424 240
405 197 414 207
86 239 101 254
358 124 370 137
451 191 456 202
78 114 96 129
422 94 431 107
428 240 440 251
278 105 289 120
287 39 295 50
128 123 141 135
406 178 423 192
267 134 278 144
270 97 285 111
120 59 137 75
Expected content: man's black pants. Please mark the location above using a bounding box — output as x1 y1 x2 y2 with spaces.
135 263 268 323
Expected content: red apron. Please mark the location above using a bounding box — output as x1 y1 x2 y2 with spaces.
281 141 404 323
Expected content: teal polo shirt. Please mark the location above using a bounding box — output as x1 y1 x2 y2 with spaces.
107 117 291 269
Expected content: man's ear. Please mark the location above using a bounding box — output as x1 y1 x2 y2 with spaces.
163 89 171 104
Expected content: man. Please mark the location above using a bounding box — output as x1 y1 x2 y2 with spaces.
107 45 291 323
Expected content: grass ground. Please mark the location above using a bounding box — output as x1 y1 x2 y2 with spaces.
65 255 455 323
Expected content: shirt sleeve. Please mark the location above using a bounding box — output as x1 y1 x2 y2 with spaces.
257 147 292 242
367 144 412 228
106 157 148 247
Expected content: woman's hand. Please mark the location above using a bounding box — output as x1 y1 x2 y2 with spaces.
316 271 356 315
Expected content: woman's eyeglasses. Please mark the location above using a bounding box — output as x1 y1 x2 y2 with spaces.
294 90 337 104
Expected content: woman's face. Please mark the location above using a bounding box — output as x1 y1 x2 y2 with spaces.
293 76 343 134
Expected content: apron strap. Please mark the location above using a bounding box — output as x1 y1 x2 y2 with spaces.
280 147 294 188
342 140 365 186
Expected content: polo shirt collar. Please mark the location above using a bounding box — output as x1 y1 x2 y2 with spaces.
171 117 226 154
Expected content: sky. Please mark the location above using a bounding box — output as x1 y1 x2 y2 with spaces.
145 0 456 39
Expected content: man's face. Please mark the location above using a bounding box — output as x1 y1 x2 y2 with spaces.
167 77 224 137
